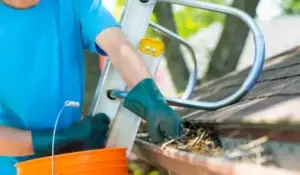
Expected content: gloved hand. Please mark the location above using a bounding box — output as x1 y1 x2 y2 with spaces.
123 78 183 143
31 113 110 158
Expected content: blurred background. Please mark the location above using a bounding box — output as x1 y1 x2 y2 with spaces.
83 0 300 174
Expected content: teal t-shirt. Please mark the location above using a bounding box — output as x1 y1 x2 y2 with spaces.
0 0 119 174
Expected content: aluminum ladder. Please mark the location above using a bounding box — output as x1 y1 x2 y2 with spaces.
89 0 265 156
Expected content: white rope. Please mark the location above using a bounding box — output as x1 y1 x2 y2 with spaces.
51 101 80 175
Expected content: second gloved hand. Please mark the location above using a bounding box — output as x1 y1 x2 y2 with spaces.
31 113 110 158
123 78 184 143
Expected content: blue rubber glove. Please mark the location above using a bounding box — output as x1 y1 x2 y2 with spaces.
123 78 184 143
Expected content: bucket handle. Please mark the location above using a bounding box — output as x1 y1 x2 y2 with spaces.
51 101 80 175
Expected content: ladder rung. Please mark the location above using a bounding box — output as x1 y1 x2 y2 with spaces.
107 89 223 110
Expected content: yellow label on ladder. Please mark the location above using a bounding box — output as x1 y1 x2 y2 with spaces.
139 38 164 57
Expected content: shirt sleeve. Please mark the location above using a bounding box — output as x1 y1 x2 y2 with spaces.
74 0 120 56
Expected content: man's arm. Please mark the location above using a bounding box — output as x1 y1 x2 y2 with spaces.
77 0 184 143
95 27 152 88
95 27 184 142
0 126 33 156
74 0 152 87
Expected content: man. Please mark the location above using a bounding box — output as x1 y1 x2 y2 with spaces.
0 0 184 174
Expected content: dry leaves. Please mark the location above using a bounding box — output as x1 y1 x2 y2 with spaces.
137 124 276 166
137 124 224 157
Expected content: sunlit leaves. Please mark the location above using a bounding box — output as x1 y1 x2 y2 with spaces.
281 0 300 14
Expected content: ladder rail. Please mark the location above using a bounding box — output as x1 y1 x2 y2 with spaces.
90 0 164 155
149 22 198 100
88 0 130 115
161 0 265 109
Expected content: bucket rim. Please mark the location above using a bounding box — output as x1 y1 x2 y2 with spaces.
16 158 128 169
17 165 129 175
15 147 127 167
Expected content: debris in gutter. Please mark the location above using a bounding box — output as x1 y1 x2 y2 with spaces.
137 122 277 166
161 127 224 156
137 122 224 157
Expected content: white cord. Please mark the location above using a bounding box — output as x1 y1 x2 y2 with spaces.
51 101 80 175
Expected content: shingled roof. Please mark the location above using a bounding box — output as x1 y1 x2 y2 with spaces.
177 46 300 125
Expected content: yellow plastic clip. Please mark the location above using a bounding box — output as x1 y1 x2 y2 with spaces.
139 38 165 57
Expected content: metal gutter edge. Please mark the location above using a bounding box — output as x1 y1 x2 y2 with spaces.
132 138 300 175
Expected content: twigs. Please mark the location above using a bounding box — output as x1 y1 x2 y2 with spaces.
137 124 278 166
152 125 224 156
137 123 223 156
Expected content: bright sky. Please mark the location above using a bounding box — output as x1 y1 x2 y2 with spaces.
257 0 282 20
102 0 283 20
102 0 116 12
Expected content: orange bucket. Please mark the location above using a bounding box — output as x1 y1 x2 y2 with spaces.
18 165 128 175
15 148 128 175
61 165 128 175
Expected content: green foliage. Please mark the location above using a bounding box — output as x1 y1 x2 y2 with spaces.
148 171 160 175
128 163 145 175
115 0 229 39
173 5 225 38
128 163 162 175
116 0 125 6
281 0 300 14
